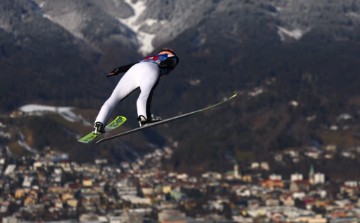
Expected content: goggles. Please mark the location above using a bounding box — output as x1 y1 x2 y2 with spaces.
159 51 175 57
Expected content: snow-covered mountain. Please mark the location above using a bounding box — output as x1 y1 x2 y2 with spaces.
30 0 360 55
1 0 359 64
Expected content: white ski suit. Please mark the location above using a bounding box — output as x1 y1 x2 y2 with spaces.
95 53 178 126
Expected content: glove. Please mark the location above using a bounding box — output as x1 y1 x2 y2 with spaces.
106 68 119 77
107 67 120 77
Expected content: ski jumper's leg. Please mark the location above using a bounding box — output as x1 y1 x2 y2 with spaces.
134 62 160 119
95 66 139 124
145 79 160 118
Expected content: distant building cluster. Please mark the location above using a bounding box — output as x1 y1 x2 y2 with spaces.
0 146 359 223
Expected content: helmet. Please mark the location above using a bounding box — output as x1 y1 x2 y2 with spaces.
158 48 177 57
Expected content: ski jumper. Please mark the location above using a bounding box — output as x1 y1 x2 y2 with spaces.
95 53 178 126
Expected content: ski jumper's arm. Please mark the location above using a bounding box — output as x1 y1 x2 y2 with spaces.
107 63 137 77
107 53 179 77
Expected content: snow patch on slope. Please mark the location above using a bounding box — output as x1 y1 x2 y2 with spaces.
278 26 308 41
19 104 90 125
18 132 38 154
35 1 52 21
119 0 156 54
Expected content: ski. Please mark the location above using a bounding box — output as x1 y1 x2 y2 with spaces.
96 93 237 144
78 116 127 143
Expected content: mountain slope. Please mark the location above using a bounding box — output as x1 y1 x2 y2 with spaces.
0 0 101 110
1 0 360 177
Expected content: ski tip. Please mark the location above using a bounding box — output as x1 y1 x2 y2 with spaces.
229 93 238 99
225 93 238 101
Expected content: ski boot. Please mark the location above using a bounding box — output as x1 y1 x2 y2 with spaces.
94 122 105 134
137 115 162 127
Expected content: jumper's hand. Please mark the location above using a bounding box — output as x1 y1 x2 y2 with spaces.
107 67 120 77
